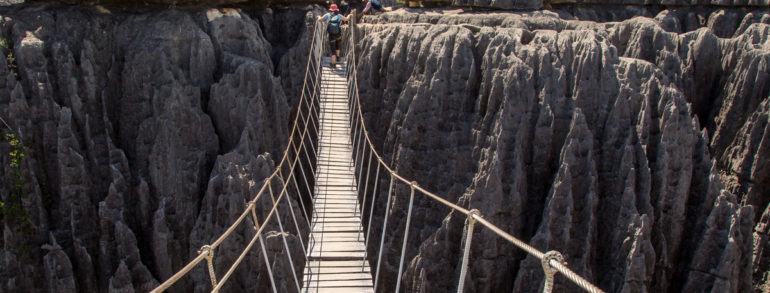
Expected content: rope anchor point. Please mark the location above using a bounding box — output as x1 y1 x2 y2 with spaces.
198 245 218 288
198 244 213 257
541 250 565 293
467 209 481 223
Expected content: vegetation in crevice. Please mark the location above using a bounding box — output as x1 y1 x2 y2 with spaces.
0 38 17 78
0 116 33 258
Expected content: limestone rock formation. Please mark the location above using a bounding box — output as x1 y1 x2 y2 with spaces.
0 5 311 292
0 2 767 293
549 0 770 7
354 8 767 292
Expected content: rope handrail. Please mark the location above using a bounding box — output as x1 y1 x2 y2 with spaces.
342 15 605 293
151 18 325 292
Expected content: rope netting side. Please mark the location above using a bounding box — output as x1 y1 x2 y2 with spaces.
151 19 325 293
341 16 605 293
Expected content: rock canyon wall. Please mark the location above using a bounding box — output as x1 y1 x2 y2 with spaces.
354 8 769 292
0 2 767 293
0 5 316 292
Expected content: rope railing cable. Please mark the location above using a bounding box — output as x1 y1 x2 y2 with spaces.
358 149 373 240
278 172 310 257
373 174 394 290
266 180 302 293
288 162 314 229
152 19 325 292
457 209 479 293
362 162 380 271
342 17 605 293
394 183 416 293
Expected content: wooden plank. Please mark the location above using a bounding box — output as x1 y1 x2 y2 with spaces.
314 187 356 192
312 204 359 210
304 279 373 288
309 266 371 274
308 214 358 220
314 196 359 201
312 200 359 205
312 201 359 206
302 287 374 293
310 223 363 231
313 192 357 197
317 152 353 156
312 202 358 207
311 209 361 216
313 202 359 207
313 205 358 208
313 206 357 210
307 242 366 251
313 198 358 203
316 177 356 186
306 271 372 279
311 203 359 208
305 260 369 268
313 186 357 191
308 230 363 236
309 251 366 259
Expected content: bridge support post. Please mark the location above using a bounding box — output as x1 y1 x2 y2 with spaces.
457 209 480 293
197 245 217 289
394 181 417 293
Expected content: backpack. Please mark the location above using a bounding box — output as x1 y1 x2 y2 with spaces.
370 0 382 10
327 14 342 35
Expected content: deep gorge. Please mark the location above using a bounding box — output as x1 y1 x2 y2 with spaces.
0 2 767 292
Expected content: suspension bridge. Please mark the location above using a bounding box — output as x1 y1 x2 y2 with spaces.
150 14 604 293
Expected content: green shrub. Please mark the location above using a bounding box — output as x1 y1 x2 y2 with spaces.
0 38 17 76
0 131 31 229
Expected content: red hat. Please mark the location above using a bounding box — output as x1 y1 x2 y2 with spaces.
329 4 339 11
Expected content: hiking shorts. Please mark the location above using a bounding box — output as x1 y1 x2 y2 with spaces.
329 33 342 52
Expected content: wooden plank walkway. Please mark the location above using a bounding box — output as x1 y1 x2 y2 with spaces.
303 57 374 293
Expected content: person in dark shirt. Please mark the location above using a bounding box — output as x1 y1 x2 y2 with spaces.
358 0 383 18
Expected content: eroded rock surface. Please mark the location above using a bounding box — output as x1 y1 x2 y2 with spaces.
355 8 768 292
0 3 768 293
0 5 311 292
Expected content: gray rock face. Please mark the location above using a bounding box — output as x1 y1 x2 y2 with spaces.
548 0 770 7
381 0 766 11
354 8 767 292
453 0 542 10
0 3 767 293
0 5 311 292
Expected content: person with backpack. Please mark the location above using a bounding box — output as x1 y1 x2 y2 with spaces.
318 4 350 68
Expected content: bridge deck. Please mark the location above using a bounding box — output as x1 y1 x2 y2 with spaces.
303 57 374 293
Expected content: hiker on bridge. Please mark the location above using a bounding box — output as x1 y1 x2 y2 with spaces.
318 4 350 68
